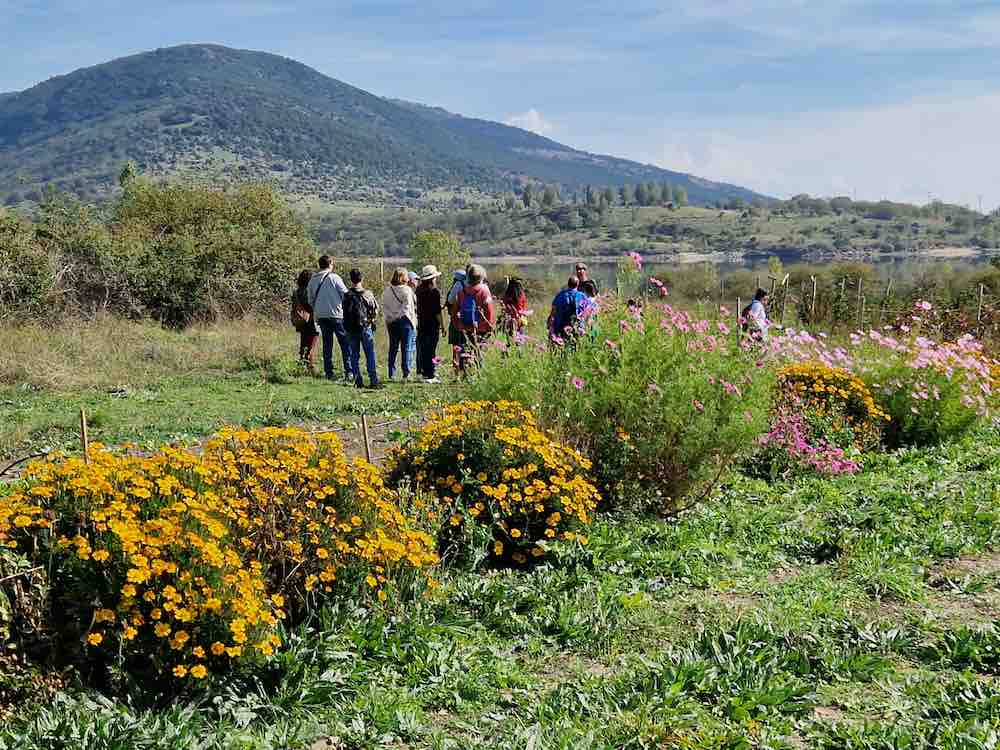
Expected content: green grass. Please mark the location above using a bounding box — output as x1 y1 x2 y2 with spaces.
0 374 459 461
4 429 999 749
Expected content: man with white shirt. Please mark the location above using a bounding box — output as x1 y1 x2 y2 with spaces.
307 255 351 382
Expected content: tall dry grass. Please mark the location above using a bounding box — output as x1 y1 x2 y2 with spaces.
0 315 291 391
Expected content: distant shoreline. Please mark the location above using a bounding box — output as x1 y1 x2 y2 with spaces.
358 246 996 267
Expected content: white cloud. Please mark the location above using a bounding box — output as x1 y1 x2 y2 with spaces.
504 108 555 136
629 89 1000 209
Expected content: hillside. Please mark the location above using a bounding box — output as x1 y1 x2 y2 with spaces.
0 44 767 207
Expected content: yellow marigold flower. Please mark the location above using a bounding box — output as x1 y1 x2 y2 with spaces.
192 646 206 659
211 642 226 656
493 541 504 555
173 665 188 678
86 632 103 646
154 623 171 638
365 575 377 587
190 664 208 679
94 608 116 623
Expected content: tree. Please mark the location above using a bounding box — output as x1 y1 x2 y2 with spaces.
646 182 659 206
661 182 673 205
674 186 688 207
522 183 535 208
541 184 559 208
619 185 633 206
634 183 648 206
585 185 597 207
602 187 616 206
409 229 470 276
503 193 518 211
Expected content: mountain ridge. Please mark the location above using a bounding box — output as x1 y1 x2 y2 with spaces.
0 43 769 207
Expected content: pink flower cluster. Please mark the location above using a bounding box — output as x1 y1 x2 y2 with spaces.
770 325 995 418
759 411 860 476
625 251 643 270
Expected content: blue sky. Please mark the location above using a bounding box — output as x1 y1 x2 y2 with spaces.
5 1 1000 207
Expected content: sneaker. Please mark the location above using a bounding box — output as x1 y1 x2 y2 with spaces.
367 382 385 390
354 379 365 389
424 377 441 384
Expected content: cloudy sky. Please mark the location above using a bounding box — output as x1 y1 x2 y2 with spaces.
5 1 1000 207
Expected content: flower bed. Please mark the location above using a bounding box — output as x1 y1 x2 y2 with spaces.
0 427 436 686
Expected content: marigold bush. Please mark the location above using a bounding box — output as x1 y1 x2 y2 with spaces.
387 401 600 567
0 427 436 687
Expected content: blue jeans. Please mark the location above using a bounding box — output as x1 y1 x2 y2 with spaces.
348 327 379 386
317 318 351 380
387 317 414 379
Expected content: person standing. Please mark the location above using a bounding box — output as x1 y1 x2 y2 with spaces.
405 271 419 370
575 262 598 293
452 264 496 371
547 275 587 343
382 267 417 381
446 270 467 373
500 277 528 339
744 288 771 341
291 269 318 372
342 268 381 389
307 256 351 382
415 265 445 383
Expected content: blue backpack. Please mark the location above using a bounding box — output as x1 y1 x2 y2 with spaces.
460 292 480 328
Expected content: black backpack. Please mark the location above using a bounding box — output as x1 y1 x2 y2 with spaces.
740 303 753 333
343 289 370 332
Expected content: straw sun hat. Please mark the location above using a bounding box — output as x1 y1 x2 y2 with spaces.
419 264 442 281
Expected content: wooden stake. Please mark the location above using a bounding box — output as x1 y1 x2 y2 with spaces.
736 295 742 339
978 283 986 324
80 407 90 464
857 277 864 326
810 275 817 322
360 414 372 463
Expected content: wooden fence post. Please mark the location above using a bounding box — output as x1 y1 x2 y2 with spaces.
736 296 742 340
810 276 817 323
780 274 789 325
857 277 864 327
878 278 893 328
360 414 372 463
80 408 90 465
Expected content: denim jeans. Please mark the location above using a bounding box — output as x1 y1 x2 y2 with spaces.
317 318 351 380
417 327 440 378
387 317 414 379
347 327 379 386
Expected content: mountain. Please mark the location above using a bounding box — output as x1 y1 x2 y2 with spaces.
0 44 768 207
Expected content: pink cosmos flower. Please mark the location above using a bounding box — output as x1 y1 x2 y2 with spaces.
571 376 586 390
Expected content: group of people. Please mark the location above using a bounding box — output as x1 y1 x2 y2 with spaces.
292 256 533 387
292 254 771 387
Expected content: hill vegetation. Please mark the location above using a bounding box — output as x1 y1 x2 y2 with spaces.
0 44 764 209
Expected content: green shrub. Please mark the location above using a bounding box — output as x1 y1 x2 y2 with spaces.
0 212 53 320
469 301 774 512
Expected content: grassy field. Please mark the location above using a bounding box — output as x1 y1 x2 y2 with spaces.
0 318 458 463
3 431 999 749
2 311 1000 749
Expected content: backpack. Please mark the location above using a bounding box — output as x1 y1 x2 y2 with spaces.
553 289 582 335
343 289 371 332
460 291 480 328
